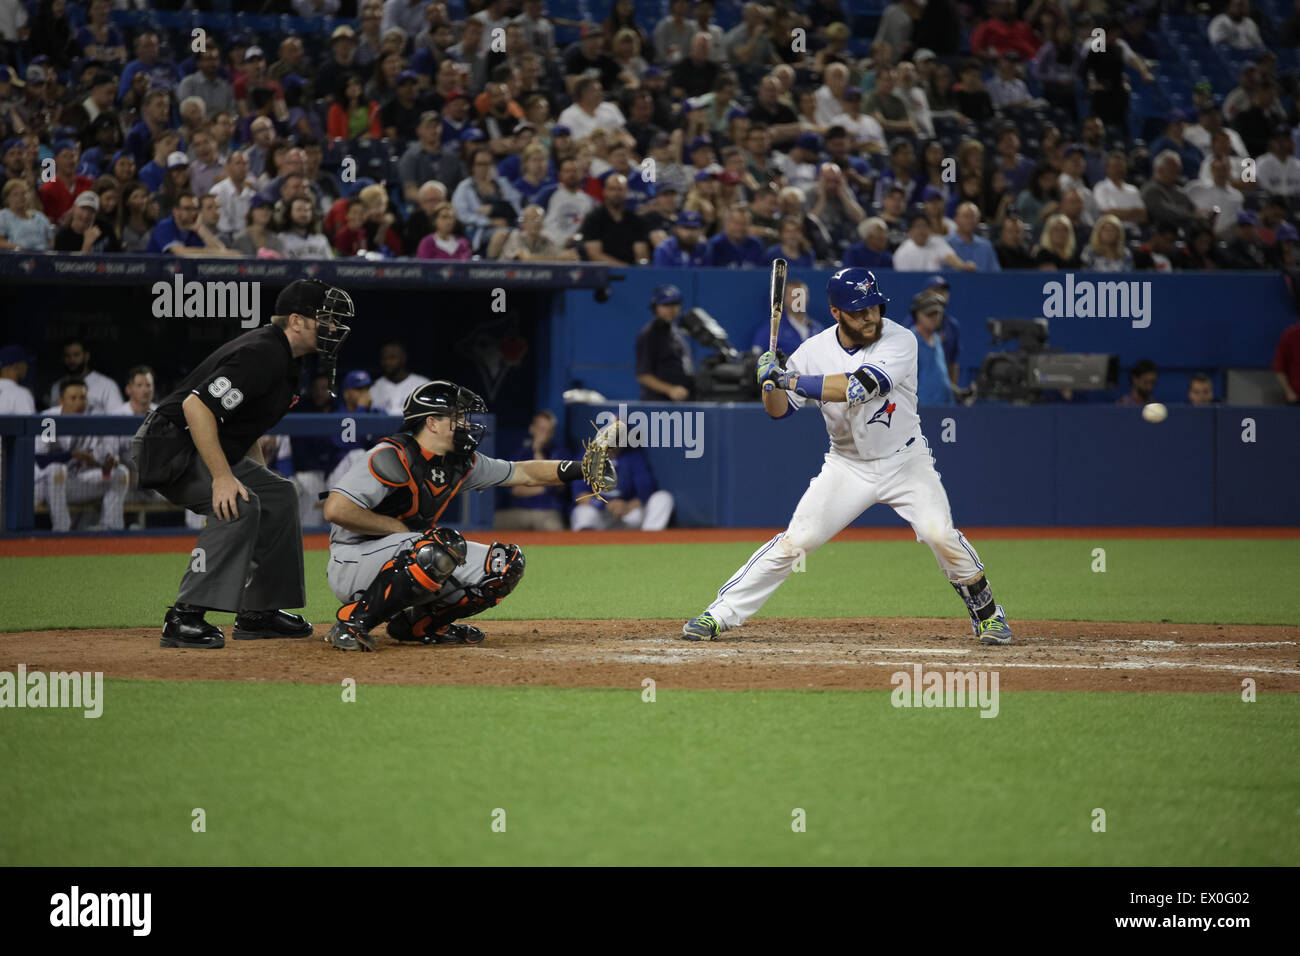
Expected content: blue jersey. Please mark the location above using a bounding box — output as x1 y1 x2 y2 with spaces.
653 235 710 267
705 233 765 268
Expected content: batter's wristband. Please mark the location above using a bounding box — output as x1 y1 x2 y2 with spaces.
793 374 824 400
557 460 583 482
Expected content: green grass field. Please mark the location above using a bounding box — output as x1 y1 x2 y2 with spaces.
2 537 1297 865
2 538 1298 631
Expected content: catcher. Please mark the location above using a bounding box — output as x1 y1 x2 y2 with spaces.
321 380 617 651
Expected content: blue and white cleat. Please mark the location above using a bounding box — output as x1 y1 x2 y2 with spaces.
682 611 723 641
975 605 1013 646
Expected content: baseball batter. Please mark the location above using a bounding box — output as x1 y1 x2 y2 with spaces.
322 380 614 651
683 268 1013 645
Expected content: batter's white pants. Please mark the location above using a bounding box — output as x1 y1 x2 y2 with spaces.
571 489 675 531
35 463 129 532
705 445 983 629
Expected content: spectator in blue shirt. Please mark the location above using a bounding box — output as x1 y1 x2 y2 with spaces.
144 193 238 257
945 202 1002 272
495 410 572 531
764 215 815 267
842 217 895 269
705 204 765 267
653 208 711 266
908 292 954 405
117 32 181 103
1149 110 1204 181
750 278 826 355
124 89 176 168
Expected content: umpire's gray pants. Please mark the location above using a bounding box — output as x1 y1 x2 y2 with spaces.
160 455 306 613
328 532 493 612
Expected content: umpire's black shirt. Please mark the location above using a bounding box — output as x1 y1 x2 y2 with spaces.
635 318 695 400
155 324 303 466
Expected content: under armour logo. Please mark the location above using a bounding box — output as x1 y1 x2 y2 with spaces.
431 468 446 484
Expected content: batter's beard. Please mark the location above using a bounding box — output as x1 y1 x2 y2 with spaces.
836 315 882 349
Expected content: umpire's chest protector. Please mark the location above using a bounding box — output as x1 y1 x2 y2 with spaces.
368 432 472 530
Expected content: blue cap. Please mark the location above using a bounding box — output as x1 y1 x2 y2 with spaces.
282 73 305 91
2 137 22 153
1237 209 1257 226
676 209 703 228
53 139 77 155
397 69 418 85
922 185 945 201
0 344 34 367
926 274 950 289
1064 143 1085 158
795 132 822 152
460 127 485 142
689 135 713 153
652 284 682 306
1277 222 1299 242
1167 109 1187 124
552 124 572 137
250 194 275 209
111 149 132 166
725 107 749 122
644 66 663 78
341 370 372 391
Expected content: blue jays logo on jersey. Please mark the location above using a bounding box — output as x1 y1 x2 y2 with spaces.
866 398 896 427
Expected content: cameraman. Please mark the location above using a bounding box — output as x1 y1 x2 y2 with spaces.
635 284 695 401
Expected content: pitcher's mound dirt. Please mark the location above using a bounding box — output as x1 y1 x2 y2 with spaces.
2 618 1297 692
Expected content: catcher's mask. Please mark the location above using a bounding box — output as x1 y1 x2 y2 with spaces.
403 380 488 455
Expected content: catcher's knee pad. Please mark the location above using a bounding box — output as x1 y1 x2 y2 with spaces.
340 527 467 630
393 542 525 638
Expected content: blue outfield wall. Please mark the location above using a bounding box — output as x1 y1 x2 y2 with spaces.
543 269 1296 415
567 403 1300 527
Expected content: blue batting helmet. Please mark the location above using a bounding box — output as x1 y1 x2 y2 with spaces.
651 284 683 307
826 268 889 316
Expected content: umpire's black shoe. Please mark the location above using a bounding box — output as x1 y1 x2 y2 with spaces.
161 606 225 649
232 610 314 641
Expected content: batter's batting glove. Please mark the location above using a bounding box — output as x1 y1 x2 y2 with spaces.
758 351 786 392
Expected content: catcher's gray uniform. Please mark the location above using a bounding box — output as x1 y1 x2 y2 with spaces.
326 447 514 605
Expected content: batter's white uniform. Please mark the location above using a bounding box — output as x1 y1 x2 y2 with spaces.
702 319 983 629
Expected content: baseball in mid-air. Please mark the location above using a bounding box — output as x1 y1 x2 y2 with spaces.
1142 402 1168 424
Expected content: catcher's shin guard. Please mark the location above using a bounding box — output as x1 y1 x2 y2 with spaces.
388 542 525 644
335 528 468 648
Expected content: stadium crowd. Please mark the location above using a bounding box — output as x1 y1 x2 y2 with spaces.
0 0 1299 271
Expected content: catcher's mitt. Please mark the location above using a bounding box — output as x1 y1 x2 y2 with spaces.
579 418 622 500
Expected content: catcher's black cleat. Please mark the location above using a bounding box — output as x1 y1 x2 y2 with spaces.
325 620 375 652
233 609 313 640
430 623 485 645
160 605 225 649
388 615 485 645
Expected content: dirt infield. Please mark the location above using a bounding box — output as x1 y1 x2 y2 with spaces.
2 617 1297 693
2 526 1296 557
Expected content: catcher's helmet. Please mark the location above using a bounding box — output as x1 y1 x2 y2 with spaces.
826 268 889 316
651 284 683 307
403 380 488 455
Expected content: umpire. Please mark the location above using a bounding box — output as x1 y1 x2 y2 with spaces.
131 277 355 649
